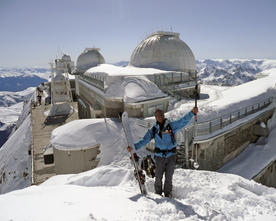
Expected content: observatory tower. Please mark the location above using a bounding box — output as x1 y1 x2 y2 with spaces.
49 54 74 116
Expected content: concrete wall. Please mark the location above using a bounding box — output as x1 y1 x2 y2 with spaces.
193 109 274 171
53 144 100 174
253 159 276 188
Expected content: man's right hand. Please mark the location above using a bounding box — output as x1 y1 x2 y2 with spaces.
192 107 198 115
127 146 133 152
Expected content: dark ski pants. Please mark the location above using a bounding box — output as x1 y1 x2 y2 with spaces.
154 154 176 196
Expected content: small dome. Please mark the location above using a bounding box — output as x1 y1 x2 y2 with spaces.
130 31 196 73
76 48 105 72
62 54 71 62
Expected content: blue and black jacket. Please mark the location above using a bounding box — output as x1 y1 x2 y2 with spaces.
134 111 194 158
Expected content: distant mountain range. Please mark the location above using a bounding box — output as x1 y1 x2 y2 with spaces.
0 67 50 147
113 61 129 67
0 67 50 92
196 59 276 86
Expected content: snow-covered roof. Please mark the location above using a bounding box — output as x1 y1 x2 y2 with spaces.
85 63 171 76
82 64 170 102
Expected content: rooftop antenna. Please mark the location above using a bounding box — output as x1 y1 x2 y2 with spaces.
57 46 63 59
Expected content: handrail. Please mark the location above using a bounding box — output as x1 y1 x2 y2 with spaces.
186 96 274 138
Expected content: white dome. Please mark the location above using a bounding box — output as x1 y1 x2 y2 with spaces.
61 54 71 62
76 48 105 72
130 31 196 73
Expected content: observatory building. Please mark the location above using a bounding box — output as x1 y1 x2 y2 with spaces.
75 31 198 118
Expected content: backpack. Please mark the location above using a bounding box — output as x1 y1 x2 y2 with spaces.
151 121 176 144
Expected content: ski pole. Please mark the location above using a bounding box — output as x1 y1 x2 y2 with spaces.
193 75 199 169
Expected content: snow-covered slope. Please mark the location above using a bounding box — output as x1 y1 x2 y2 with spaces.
0 115 32 194
0 92 33 194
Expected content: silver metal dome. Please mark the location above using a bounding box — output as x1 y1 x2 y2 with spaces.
130 31 196 72
76 48 105 72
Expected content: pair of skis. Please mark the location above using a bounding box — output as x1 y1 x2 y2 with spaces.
121 112 147 195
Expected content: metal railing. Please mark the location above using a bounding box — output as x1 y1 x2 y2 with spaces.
180 96 274 145
79 75 105 91
153 72 195 87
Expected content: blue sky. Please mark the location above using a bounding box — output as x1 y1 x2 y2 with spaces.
0 0 275 67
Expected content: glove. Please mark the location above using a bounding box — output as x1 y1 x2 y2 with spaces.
127 146 133 152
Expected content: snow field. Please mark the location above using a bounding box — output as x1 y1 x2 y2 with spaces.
1 166 276 221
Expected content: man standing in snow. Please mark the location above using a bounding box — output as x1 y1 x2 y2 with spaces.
127 107 198 197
